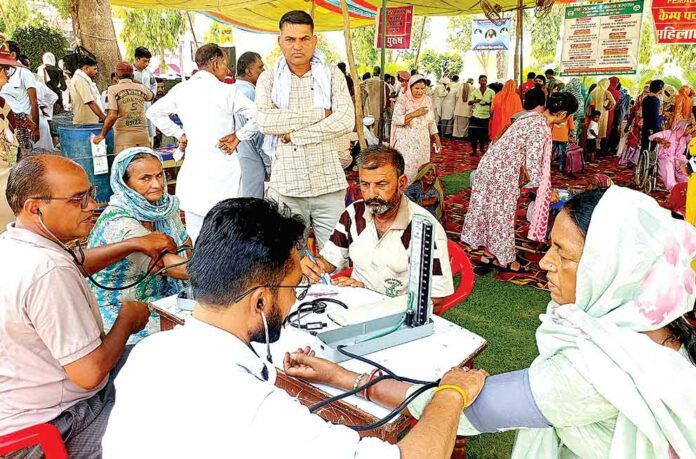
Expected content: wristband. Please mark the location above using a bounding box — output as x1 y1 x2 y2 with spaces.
434 384 469 406
363 369 383 401
353 373 368 391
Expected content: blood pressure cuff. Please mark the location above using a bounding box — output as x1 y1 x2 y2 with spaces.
463 369 552 433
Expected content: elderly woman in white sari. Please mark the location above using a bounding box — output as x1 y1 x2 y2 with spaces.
280 186 696 458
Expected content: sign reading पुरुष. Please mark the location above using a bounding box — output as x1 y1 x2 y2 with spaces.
651 0 696 44
471 19 512 51
560 0 644 77
374 6 414 50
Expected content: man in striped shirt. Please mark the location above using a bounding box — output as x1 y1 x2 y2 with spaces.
301 145 454 314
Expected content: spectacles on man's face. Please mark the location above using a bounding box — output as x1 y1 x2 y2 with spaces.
31 186 97 210
0 65 16 78
233 274 312 304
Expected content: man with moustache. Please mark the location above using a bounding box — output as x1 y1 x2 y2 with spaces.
301 145 454 314
0 155 176 456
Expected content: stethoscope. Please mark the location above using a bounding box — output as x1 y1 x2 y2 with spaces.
284 297 348 333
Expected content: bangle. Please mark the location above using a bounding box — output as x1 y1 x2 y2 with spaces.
363 369 383 401
352 373 368 392
433 384 469 407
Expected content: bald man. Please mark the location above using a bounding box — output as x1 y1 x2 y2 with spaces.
0 155 177 456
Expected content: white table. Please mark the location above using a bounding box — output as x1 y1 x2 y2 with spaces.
151 285 486 453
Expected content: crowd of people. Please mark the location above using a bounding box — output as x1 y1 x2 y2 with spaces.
1 11 696 459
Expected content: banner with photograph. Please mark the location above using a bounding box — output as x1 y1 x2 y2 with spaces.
471 19 512 51
560 0 644 76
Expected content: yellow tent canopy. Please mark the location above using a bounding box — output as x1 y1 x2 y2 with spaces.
109 0 537 33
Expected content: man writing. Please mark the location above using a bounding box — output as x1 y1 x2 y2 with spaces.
234 51 269 198
0 155 177 456
102 197 486 458
256 10 354 249
147 44 258 243
70 54 107 125
93 62 154 154
0 41 40 157
302 145 454 314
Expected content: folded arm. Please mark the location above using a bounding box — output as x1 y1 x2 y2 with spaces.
147 90 184 140
255 72 325 135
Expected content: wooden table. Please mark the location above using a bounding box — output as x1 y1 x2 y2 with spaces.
152 287 487 458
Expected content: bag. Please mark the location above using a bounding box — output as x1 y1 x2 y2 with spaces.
63 46 97 76
565 142 584 174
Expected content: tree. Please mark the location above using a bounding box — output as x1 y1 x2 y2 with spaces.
530 5 562 68
401 16 431 71
420 50 464 80
70 0 122 89
447 15 472 54
114 8 187 72
352 26 378 71
0 0 45 36
10 25 69 71
204 21 234 45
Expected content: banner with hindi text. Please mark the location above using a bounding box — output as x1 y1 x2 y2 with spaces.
560 0 644 77
374 6 414 50
652 0 696 44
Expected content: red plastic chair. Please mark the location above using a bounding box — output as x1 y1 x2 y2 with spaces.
0 424 68 459
330 239 475 316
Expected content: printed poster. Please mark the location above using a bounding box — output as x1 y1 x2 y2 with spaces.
560 0 644 76
472 19 512 51
375 6 414 50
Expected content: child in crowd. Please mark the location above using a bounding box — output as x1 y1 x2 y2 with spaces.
587 110 600 163
552 112 575 173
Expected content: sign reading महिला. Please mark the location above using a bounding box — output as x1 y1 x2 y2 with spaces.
652 0 696 44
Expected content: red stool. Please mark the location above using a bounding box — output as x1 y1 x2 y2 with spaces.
0 424 68 459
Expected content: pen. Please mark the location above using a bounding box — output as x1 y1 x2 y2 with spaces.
304 249 331 285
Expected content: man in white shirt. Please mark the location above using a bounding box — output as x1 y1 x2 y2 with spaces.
147 43 258 243
0 41 39 158
1 155 176 457
133 46 157 141
103 197 482 459
301 145 454 314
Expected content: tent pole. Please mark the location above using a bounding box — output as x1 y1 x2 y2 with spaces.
187 13 198 48
379 0 387 141
515 0 523 85
414 17 427 70
340 0 367 149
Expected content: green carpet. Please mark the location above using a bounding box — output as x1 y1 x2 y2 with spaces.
443 274 550 458
441 171 472 195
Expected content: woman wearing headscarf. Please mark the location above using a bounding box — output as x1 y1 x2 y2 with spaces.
461 92 579 271
606 77 622 144
674 85 694 123
391 74 441 182
565 78 585 141
489 80 523 142
291 186 696 459
650 119 694 191
620 84 650 166
87 147 191 344
586 79 616 154
406 162 445 222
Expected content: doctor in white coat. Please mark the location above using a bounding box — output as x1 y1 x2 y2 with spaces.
147 44 258 243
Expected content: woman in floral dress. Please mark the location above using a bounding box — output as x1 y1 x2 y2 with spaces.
461 92 579 269
391 74 442 183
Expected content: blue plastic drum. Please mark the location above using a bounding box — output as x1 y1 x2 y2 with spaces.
57 124 115 206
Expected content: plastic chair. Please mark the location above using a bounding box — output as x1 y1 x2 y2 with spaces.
330 239 475 316
0 424 68 459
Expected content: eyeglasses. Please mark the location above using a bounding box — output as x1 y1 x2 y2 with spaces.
31 186 97 210
233 274 312 304
0 65 16 78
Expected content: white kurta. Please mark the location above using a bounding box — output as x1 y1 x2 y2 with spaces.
35 80 58 151
440 83 458 121
147 71 258 217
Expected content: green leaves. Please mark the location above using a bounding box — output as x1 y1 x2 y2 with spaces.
10 25 69 72
420 50 464 80
113 7 187 72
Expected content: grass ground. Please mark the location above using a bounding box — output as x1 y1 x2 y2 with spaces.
438 170 551 458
